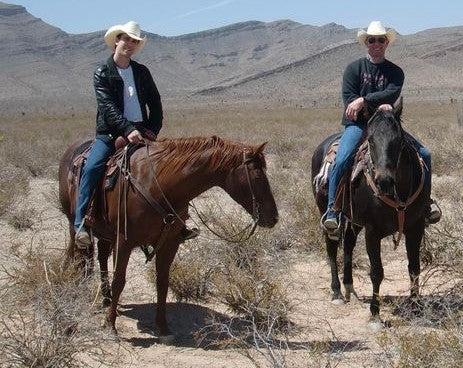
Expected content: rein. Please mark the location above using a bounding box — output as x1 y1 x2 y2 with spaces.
114 144 175 263
190 151 260 243
141 142 260 244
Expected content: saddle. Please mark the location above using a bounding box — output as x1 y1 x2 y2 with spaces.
313 137 370 216
67 139 143 226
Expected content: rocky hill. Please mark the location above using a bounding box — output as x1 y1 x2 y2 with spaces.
1 1 463 113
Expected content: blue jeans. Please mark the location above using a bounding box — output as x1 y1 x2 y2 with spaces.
327 123 366 212
74 138 115 230
327 124 432 214
405 132 432 191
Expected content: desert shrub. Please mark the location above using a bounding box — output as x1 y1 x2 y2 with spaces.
197 237 293 368
0 163 29 216
0 247 121 367
167 260 211 302
7 205 37 231
377 319 463 368
212 260 291 330
203 221 292 332
419 199 463 289
0 113 93 216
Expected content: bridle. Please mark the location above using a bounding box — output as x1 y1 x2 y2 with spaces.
362 113 426 248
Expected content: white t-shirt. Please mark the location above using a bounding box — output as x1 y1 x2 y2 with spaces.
116 65 143 122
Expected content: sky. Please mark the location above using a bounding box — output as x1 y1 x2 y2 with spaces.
7 0 463 37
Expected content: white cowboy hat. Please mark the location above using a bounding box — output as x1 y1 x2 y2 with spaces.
357 21 397 45
104 21 147 53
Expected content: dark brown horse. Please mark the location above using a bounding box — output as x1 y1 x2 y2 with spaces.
59 136 278 340
311 102 429 328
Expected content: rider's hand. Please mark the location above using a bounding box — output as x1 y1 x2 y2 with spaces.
345 97 365 121
143 130 157 141
127 129 143 143
377 104 393 111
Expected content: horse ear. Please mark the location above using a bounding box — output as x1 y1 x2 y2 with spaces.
393 96 403 120
254 142 268 154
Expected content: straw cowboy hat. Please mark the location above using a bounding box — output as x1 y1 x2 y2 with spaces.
357 21 397 45
104 21 147 53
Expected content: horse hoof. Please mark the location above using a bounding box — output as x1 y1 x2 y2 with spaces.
368 318 383 331
331 298 345 305
158 334 175 345
102 298 111 308
344 284 359 303
101 318 118 336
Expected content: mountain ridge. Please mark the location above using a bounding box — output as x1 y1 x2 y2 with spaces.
1 1 463 113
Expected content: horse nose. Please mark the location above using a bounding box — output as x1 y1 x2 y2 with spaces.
375 176 394 195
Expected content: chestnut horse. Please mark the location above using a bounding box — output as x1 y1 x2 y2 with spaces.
59 136 278 339
311 102 429 328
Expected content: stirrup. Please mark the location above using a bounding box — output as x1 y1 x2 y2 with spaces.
425 201 442 226
75 224 93 249
320 211 341 240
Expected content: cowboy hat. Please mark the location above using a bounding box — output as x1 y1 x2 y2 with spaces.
104 21 147 53
357 21 397 45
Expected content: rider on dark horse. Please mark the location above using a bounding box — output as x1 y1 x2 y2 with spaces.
74 21 198 248
323 21 441 233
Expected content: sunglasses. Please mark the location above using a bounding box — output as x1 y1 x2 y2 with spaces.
367 37 386 44
119 34 140 44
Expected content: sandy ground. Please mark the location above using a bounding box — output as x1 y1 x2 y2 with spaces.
0 178 446 368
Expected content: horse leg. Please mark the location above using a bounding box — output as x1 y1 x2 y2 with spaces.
82 242 95 277
365 230 384 329
405 223 424 314
155 240 180 342
62 223 76 270
106 243 131 334
63 223 94 277
97 239 112 307
343 223 361 302
325 234 344 304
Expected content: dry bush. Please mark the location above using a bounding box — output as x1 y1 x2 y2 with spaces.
377 312 463 368
212 259 290 330
0 246 122 367
203 211 292 330
419 194 463 289
0 163 29 216
0 113 94 216
146 246 215 303
7 205 37 231
166 260 211 303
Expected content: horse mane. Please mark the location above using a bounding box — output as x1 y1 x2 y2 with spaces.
148 136 261 178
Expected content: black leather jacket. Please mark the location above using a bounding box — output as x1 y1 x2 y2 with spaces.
94 56 163 142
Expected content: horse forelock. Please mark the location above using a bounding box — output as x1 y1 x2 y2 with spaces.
368 110 402 138
152 136 262 177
